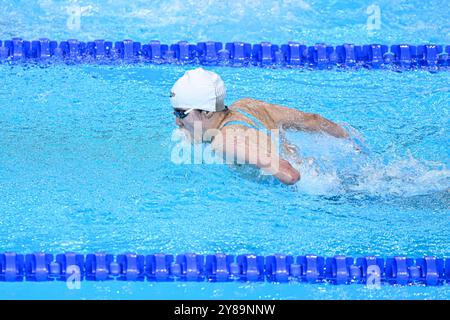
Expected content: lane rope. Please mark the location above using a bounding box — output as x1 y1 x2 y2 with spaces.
0 38 449 70
1 252 449 285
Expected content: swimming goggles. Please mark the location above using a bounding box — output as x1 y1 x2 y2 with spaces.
173 108 194 119
173 106 228 119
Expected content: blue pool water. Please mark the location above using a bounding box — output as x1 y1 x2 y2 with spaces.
0 0 449 299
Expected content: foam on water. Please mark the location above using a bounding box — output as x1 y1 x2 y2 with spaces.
285 128 450 197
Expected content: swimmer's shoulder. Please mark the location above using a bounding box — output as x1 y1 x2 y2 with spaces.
230 98 277 117
230 98 288 124
231 97 288 112
231 97 265 109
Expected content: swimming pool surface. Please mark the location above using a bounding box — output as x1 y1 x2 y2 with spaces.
0 0 449 299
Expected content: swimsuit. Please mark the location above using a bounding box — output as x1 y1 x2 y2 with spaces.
220 108 273 136
219 108 281 153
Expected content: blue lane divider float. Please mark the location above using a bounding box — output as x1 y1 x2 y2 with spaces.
1 253 449 285
0 38 449 70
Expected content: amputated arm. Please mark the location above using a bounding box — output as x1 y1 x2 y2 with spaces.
211 126 300 185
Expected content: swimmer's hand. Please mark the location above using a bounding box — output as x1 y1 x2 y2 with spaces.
328 123 349 139
316 119 349 138
261 159 300 185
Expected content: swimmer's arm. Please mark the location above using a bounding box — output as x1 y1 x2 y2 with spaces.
274 105 349 138
237 98 348 138
211 128 300 185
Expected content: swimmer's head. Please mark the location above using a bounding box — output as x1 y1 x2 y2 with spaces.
170 68 227 137
170 67 226 113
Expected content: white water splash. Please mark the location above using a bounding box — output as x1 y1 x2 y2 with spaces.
285 128 450 197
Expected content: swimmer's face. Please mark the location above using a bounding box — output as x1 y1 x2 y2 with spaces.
174 109 194 130
174 109 204 141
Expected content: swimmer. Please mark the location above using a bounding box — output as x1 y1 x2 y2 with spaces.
170 68 349 185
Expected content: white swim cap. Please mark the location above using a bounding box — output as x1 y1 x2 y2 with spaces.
170 67 226 112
